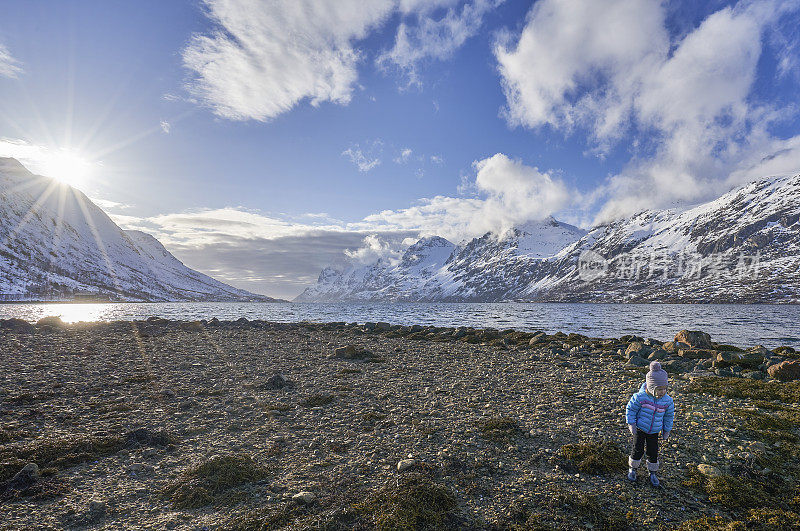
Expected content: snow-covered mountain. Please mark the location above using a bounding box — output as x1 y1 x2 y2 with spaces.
296 174 800 303
295 217 587 301
0 158 278 302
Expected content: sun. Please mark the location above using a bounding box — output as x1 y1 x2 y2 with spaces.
38 149 94 189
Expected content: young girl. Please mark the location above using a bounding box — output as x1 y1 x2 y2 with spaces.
625 361 675 487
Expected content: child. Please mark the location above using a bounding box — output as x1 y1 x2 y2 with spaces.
625 361 674 487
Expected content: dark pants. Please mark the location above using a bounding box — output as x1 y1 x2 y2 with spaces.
631 429 659 463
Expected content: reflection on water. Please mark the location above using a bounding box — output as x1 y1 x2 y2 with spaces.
1 301 799 348
26 303 113 324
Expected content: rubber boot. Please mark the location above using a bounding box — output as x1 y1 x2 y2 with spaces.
627 457 640 482
647 460 660 487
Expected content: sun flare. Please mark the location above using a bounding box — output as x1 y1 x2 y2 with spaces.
38 149 94 189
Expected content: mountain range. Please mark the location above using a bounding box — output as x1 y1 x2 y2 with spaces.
296 173 800 303
0 157 278 302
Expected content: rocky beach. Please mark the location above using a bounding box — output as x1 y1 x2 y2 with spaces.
1 317 799 530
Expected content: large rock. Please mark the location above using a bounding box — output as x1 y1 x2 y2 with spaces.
333 345 375 360
678 349 716 360
625 356 650 368
2 463 39 493
36 316 66 330
625 342 649 358
660 359 692 374
715 351 764 370
767 360 800 381
0 318 35 334
261 372 293 390
334 345 358 359
748 345 772 357
674 330 713 349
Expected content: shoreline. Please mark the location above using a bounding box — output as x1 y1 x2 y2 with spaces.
1 318 799 529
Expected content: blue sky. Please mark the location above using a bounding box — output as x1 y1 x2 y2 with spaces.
1 0 800 298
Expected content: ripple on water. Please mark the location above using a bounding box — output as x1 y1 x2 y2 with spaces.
0 302 799 348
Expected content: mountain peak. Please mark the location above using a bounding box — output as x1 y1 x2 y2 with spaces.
0 157 31 174
0 164 276 302
297 173 800 303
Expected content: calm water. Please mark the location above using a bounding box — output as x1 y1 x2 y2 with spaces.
1 302 799 349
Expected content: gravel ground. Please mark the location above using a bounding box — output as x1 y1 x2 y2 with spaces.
0 318 798 530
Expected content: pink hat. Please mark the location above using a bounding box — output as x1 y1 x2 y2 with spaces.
646 361 668 390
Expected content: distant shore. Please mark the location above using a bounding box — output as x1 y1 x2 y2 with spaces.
1 318 798 529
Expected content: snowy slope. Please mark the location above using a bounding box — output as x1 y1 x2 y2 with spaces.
0 157 278 301
295 236 457 302
295 218 587 301
297 175 800 303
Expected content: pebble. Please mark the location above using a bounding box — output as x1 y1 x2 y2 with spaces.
292 491 317 504
1 320 795 530
397 458 417 472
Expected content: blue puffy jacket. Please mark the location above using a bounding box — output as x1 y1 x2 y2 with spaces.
626 382 674 435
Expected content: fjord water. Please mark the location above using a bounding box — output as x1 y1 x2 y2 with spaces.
1 302 799 349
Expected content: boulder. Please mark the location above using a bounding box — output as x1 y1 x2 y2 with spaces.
647 349 668 360
2 463 39 493
767 360 800 382
333 345 375 360
660 359 692 374
529 335 546 346
334 345 358 359
179 321 205 332
678 349 716 360
625 342 649 357
674 330 713 349
715 351 764 370
261 372 293 390
36 316 66 329
661 341 677 353
625 356 650 368
774 346 797 356
0 318 35 334
747 345 772 357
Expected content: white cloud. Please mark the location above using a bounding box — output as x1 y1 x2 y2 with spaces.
182 0 396 121
103 152 571 296
358 153 571 241
0 44 22 79
398 0 461 14
394 147 413 164
160 121 171 133
90 197 131 211
342 145 382 172
182 0 502 118
496 0 668 141
430 154 444 164
344 233 405 265
496 0 800 221
379 0 503 85
111 206 419 299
